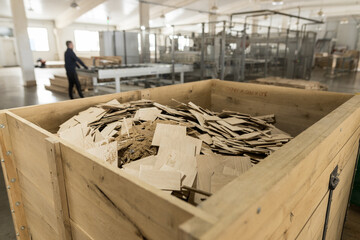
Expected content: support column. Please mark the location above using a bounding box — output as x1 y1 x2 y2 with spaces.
209 13 217 35
282 16 288 30
139 2 150 63
252 18 258 34
10 0 36 87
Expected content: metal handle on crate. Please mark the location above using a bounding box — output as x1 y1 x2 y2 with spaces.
322 165 339 240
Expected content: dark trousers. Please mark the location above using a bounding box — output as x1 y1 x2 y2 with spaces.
66 71 84 99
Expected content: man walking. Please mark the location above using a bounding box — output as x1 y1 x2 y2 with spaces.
64 41 88 99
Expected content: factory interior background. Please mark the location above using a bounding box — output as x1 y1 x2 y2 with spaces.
0 0 360 239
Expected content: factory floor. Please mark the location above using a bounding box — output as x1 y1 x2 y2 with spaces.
0 66 360 239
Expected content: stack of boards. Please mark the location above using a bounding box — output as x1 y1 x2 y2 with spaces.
252 77 328 91
79 56 122 67
57 99 292 204
45 75 93 94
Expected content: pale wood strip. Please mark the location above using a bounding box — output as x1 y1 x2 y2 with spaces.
0 111 30 239
46 138 72 240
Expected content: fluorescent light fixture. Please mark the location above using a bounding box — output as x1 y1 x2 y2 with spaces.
70 1 80 10
317 9 324 17
211 5 218 11
272 0 283 6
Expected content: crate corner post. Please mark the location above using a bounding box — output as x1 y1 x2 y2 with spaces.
45 137 72 240
0 111 30 240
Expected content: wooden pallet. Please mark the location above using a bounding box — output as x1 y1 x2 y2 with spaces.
1 80 360 240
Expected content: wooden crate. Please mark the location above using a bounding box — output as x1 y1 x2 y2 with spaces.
1 80 359 240
252 77 328 91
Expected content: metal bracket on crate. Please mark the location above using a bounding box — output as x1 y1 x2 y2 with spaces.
322 165 340 240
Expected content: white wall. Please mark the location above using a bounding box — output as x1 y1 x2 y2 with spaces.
311 16 360 50
0 17 116 64
57 22 116 60
28 19 59 61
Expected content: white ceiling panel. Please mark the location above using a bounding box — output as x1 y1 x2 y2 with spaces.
0 0 358 29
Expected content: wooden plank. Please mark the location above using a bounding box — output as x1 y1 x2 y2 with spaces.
141 80 212 110
296 139 358 240
66 181 144 240
4 111 66 240
151 123 187 146
198 134 212 145
252 77 327 90
22 200 59 240
267 131 359 239
0 111 30 239
87 141 118 166
222 117 247 125
60 141 217 240
295 192 329 240
139 167 181 191
46 138 72 240
180 95 360 240
155 134 197 187
17 171 59 236
196 155 252 195
70 220 94 240
6 113 55 201
134 107 162 121
325 146 358 240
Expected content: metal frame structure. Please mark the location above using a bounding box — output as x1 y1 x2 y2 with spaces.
97 10 321 84
150 20 318 81
77 63 193 93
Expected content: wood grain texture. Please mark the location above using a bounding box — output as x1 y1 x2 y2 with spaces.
0 111 30 240
60 141 216 240
269 132 360 239
180 94 360 240
210 80 352 136
3 80 360 240
5 112 64 239
46 138 72 240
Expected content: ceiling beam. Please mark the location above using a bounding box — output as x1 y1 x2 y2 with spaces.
55 0 107 29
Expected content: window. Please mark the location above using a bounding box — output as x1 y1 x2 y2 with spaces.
178 36 190 51
27 27 49 51
0 27 13 37
74 30 100 51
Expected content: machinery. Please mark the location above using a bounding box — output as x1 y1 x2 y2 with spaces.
77 63 193 93
151 11 320 81
97 10 320 85
99 31 140 64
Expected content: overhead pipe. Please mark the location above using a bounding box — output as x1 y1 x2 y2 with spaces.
230 9 324 28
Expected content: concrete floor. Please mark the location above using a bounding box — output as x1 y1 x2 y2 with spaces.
311 68 360 93
0 67 360 239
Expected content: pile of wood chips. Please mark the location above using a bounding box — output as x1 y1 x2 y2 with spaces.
57 98 292 205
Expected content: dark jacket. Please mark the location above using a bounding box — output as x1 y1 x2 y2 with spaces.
64 48 87 73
